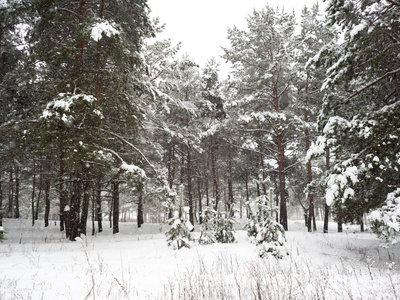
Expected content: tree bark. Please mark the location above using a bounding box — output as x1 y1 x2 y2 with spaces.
274 83 288 230
68 163 82 241
44 160 51 227
186 146 194 225
80 167 92 235
323 147 330 233
197 173 203 224
210 135 220 209
31 160 36 226
7 168 13 218
59 155 68 232
137 182 144 228
14 166 20 219
245 171 249 218
112 180 119 234
35 163 43 221
167 144 175 219
95 174 102 232
227 146 234 216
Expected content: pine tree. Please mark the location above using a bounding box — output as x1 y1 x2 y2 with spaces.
316 0 400 236
19 0 155 240
223 6 297 231
244 189 286 258
295 4 338 232
165 185 194 250
198 201 236 244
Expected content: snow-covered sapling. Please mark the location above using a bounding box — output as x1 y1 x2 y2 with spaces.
244 189 287 258
199 201 237 244
165 185 194 250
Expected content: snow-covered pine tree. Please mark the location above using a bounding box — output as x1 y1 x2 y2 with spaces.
198 204 217 244
198 201 236 244
223 5 297 231
315 0 400 237
165 185 194 250
244 189 286 258
294 4 338 232
17 0 155 240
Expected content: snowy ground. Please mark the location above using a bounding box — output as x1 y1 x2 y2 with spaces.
0 219 399 300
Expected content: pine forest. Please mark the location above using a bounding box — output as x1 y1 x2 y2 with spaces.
1 0 400 299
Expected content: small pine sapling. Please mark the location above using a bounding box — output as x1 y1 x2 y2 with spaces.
213 202 237 243
198 202 237 244
198 204 217 244
244 189 287 258
165 185 194 250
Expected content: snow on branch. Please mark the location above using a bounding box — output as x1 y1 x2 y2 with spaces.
91 20 120 42
102 147 147 180
349 68 400 100
100 129 156 173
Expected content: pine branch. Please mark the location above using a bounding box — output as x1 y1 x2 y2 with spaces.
100 129 156 172
349 68 400 99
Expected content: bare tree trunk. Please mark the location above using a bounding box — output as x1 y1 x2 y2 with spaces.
210 135 220 209
167 144 175 219
32 160 36 226
68 163 82 241
137 182 144 228
95 174 102 232
304 71 316 232
227 146 234 216
80 167 92 235
35 162 43 221
197 173 203 224
324 147 330 233
245 171 249 218
8 168 13 218
187 146 194 225
14 166 20 219
44 160 51 227
112 180 119 234
59 156 68 232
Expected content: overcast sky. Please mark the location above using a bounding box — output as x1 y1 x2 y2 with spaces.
147 0 324 75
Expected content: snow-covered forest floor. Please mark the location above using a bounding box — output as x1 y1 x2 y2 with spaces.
1 219 399 300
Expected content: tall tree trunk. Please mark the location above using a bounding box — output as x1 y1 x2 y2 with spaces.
44 160 51 227
14 166 20 219
245 171 249 218
324 147 330 233
187 146 194 225
305 71 316 232
95 174 102 232
31 160 36 226
35 163 43 221
68 163 82 241
59 155 68 232
210 135 220 209
227 146 234 216
7 168 13 218
80 167 92 235
167 144 175 219
112 180 119 234
137 182 144 228
91 185 95 236
197 173 203 224
73 0 86 89
274 82 288 231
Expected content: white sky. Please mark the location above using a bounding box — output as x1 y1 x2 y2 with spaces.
147 0 324 76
